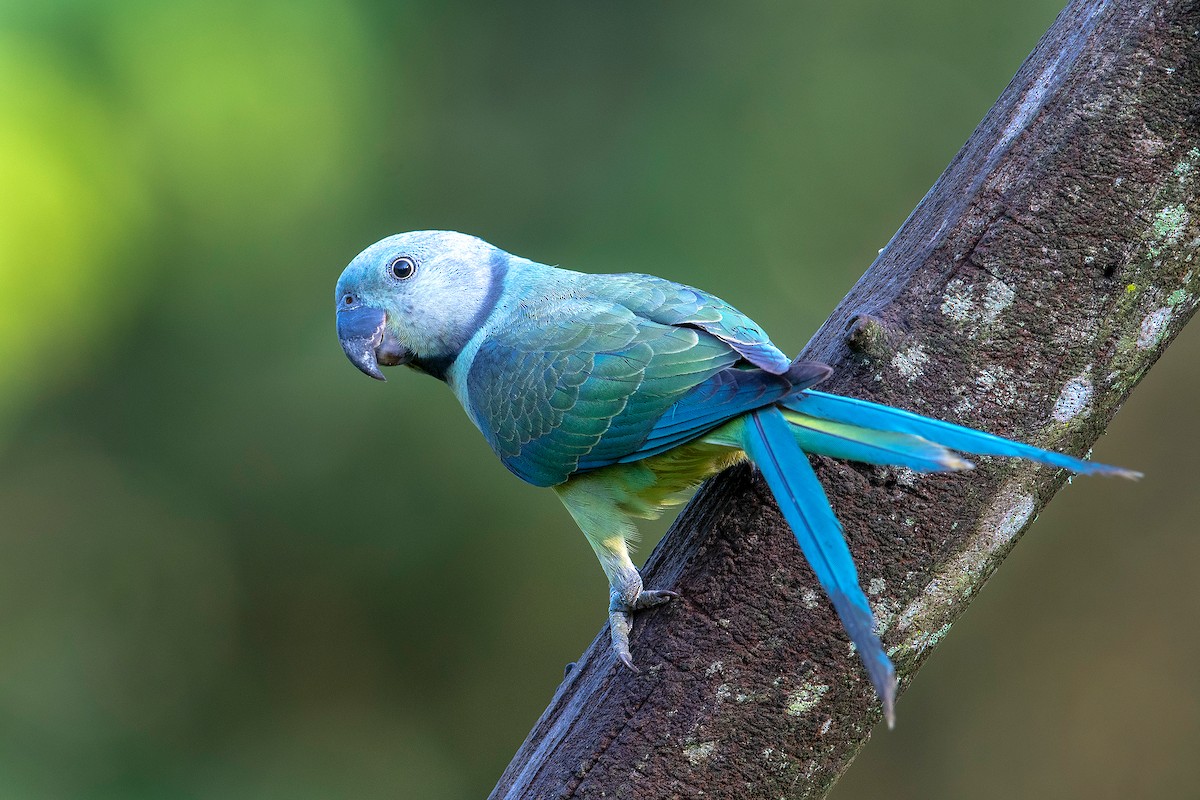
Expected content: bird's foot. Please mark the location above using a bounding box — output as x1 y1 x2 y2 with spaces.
608 580 678 672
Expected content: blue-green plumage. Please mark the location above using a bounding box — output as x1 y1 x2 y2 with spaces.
334 230 1140 728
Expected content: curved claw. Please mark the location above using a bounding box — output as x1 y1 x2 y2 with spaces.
633 589 678 609
610 610 638 672
608 586 679 671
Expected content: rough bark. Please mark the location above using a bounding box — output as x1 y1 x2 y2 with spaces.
493 1 1200 797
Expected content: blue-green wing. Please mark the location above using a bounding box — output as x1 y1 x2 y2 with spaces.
615 359 830 463
466 299 742 487
590 273 791 374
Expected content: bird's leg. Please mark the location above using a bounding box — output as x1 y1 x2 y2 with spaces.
554 476 678 671
596 537 677 671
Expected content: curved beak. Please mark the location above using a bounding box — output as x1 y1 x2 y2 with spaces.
337 306 413 381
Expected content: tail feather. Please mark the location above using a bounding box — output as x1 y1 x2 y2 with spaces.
782 409 973 473
786 391 1141 479
740 407 897 726
729 388 1138 728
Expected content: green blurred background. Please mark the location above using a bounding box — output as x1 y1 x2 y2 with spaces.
1 2 1196 798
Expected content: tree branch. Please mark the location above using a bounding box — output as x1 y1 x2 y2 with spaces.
492 0 1200 796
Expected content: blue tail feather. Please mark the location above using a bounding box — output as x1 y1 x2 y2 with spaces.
732 389 1137 727
786 391 1141 479
782 409 974 473
740 407 897 726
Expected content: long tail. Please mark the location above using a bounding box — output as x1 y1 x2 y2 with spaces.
727 390 1137 728
785 391 1141 478
738 407 898 726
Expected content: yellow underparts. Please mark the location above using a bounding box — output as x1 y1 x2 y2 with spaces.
552 423 747 589
556 431 744 533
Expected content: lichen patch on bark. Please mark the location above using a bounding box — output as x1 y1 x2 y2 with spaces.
1052 370 1095 422
786 683 831 716
890 344 929 382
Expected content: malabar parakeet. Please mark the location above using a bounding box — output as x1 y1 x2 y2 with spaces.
334 230 1139 726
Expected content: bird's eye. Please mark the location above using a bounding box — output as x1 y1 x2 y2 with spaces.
389 256 417 280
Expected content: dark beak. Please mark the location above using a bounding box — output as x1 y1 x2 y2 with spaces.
337 306 412 381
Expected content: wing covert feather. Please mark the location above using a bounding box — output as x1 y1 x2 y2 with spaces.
594 273 791 373
466 299 740 485
464 272 803 486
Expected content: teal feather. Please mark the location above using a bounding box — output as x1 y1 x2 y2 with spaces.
588 272 791 373
623 361 829 462
788 391 1141 478
781 410 974 473
466 295 742 486
737 407 897 726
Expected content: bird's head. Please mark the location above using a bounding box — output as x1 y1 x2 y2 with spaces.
334 230 506 381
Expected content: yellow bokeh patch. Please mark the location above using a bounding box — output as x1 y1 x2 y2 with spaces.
0 40 146 421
